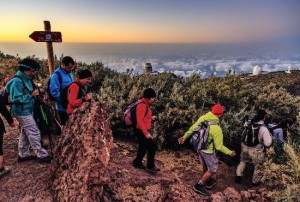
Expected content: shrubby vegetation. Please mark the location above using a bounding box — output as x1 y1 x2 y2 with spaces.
1 52 300 201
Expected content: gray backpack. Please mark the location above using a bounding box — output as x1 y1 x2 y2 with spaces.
190 121 217 152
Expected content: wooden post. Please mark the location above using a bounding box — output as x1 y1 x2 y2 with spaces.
44 21 55 75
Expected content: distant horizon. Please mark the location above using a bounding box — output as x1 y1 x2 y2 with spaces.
1 42 299 78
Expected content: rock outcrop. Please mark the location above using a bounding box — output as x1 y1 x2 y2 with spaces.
51 102 114 201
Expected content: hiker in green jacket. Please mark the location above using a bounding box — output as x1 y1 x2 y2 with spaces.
178 104 236 196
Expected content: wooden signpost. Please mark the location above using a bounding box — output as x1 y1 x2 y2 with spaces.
29 21 62 75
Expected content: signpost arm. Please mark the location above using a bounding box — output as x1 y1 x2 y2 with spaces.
44 21 55 75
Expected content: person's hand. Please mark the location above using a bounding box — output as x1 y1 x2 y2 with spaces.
178 137 186 144
31 89 39 97
230 150 236 157
84 93 92 101
152 116 158 121
9 121 16 127
146 133 152 139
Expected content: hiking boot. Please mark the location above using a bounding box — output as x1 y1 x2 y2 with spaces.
36 156 52 163
146 166 160 173
17 155 37 163
0 168 10 179
205 179 217 190
235 176 242 184
193 183 210 196
132 162 146 169
251 182 261 187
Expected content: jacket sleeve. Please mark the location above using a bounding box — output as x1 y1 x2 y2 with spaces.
68 83 83 108
211 126 232 155
9 79 32 104
183 115 206 139
0 97 13 124
136 103 149 136
49 73 61 102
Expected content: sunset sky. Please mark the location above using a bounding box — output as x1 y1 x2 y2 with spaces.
0 0 299 43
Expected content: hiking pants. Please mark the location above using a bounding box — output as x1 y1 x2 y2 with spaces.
57 110 69 126
15 115 49 158
236 145 264 184
133 128 157 168
0 119 5 155
273 138 284 157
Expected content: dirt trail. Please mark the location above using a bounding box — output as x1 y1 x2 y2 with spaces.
0 122 254 201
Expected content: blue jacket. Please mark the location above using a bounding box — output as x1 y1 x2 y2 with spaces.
49 67 74 112
6 71 35 116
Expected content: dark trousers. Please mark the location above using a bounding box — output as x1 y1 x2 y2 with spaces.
0 120 5 155
133 128 157 168
57 111 69 126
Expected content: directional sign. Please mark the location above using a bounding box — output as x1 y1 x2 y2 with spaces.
29 31 62 42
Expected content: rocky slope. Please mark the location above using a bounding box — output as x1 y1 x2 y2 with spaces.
0 102 271 201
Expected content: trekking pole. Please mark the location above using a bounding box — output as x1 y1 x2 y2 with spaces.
40 105 54 156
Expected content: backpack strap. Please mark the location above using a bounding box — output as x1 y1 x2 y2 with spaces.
205 121 218 150
10 75 29 110
14 75 26 89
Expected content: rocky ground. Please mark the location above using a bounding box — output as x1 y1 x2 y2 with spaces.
0 104 270 201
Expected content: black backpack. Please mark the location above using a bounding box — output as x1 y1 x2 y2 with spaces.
268 125 281 136
60 82 83 109
47 71 62 101
241 123 263 147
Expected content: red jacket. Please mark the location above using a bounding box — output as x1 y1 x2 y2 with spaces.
135 97 152 136
67 80 84 115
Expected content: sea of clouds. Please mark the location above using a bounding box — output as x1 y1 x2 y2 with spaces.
1 43 299 77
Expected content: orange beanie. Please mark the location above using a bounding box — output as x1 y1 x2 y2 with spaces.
211 104 224 117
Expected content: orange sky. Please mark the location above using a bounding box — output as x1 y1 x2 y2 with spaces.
0 0 299 43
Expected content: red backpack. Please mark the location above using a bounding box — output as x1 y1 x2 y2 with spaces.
123 101 148 127
0 75 25 105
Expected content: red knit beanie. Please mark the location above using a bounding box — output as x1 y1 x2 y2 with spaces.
211 104 224 117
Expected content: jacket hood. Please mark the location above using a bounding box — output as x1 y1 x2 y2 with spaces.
202 112 220 123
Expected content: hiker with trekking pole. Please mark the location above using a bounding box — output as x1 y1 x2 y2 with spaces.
5 58 52 163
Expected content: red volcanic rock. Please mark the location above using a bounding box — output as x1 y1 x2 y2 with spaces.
51 102 114 201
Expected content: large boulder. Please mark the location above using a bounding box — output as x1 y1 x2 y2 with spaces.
51 102 114 201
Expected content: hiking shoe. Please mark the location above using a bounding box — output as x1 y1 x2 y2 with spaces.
0 168 10 179
18 155 37 162
193 183 210 196
251 182 261 187
205 179 217 190
235 176 242 184
36 156 52 163
146 166 160 173
132 162 146 169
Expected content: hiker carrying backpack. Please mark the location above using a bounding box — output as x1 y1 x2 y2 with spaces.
235 111 272 186
47 56 75 126
63 69 93 115
178 104 236 195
